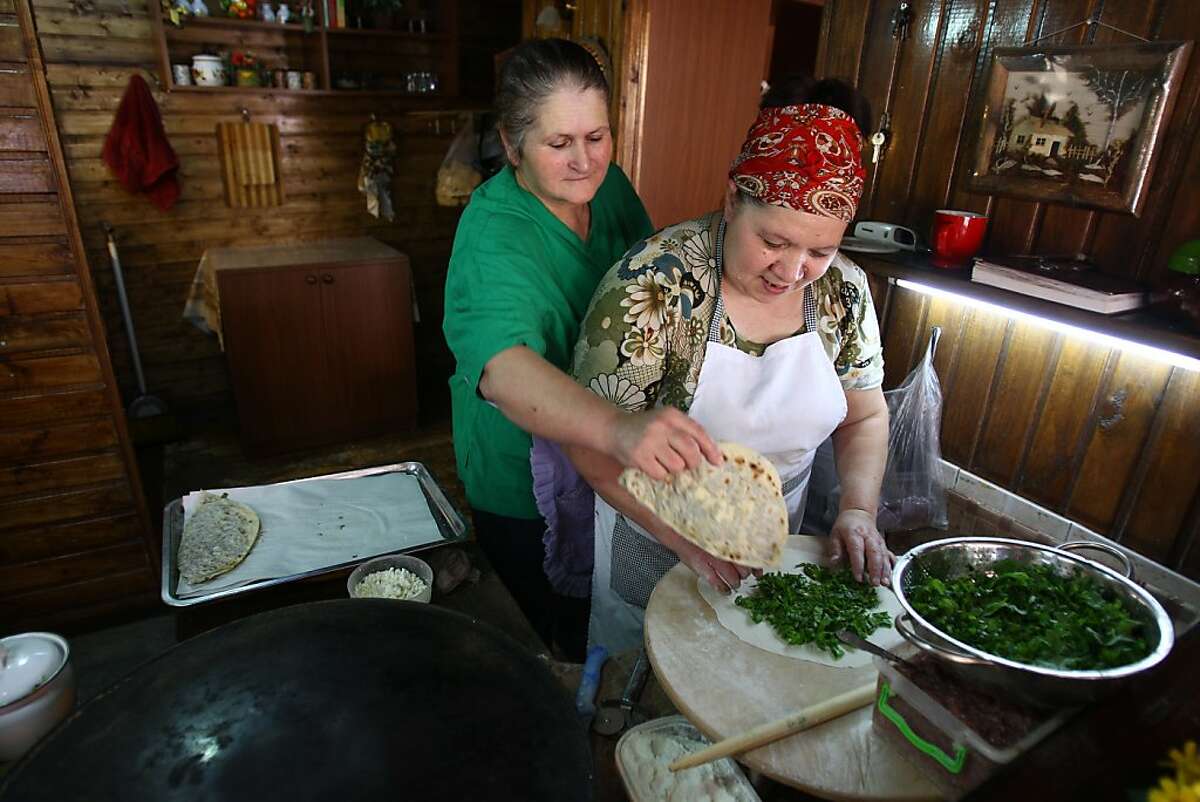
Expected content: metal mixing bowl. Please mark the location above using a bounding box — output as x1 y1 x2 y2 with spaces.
890 537 1174 706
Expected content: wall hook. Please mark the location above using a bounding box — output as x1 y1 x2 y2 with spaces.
240 107 250 123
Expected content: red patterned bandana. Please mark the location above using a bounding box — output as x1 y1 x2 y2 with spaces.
728 104 866 223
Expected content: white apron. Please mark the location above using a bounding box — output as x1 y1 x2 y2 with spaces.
588 220 849 653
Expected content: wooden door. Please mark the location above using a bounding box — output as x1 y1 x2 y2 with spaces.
617 0 773 226
319 259 418 439
218 266 331 453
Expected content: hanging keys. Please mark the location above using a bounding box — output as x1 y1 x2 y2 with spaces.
870 112 892 166
870 131 886 164
891 0 912 41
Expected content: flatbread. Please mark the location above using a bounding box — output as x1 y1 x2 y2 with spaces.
619 442 787 568
177 492 261 584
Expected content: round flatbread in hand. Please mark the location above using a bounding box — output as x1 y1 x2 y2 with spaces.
178 493 261 583
619 442 787 568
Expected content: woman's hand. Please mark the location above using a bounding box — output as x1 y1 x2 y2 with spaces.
673 537 755 594
830 509 895 587
607 408 723 480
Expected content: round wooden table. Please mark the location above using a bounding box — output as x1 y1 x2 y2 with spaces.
644 564 942 801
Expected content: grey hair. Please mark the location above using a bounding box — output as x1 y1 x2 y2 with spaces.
496 38 609 161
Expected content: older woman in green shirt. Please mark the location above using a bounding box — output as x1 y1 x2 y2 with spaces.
443 39 720 659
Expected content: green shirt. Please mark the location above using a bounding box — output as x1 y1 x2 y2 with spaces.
444 162 653 518
571 212 885 413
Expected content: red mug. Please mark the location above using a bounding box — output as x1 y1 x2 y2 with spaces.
930 209 988 268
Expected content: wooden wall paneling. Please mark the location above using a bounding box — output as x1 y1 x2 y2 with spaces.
0 238 73 277
1101 0 1200 281
0 66 36 107
814 0 872 83
1016 337 1109 508
1064 355 1172 533
860 0 945 221
971 322 1056 486
0 451 125 499
901 0 991 232
1113 369 1200 563
938 304 1008 466
0 568 158 631
985 197 1040 255
0 109 46 150
0 199 66 236
0 480 133 531
0 276 82 314
0 351 101 390
0 154 55 192
0 540 147 595
0 417 118 460
0 19 22 62
879 282 925 389
0 513 140 563
0 312 90 353
0 387 109 426
922 294 968 382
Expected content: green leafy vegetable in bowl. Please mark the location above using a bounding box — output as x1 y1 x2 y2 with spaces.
734 563 891 658
909 559 1150 670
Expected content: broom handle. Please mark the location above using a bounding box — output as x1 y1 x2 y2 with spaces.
669 682 876 772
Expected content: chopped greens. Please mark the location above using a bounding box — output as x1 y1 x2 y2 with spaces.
734 563 891 659
909 559 1150 670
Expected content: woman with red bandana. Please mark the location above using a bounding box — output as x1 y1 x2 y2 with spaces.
569 80 892 652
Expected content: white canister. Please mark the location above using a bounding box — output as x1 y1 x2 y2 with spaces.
171 64 193 86
286 70 303 90
191 54 226 87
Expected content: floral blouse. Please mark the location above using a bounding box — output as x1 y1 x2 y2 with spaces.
571 212 885 413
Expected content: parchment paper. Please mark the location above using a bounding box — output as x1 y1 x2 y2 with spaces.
176 472 441 598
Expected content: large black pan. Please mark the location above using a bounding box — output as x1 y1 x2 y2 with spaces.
0 600 592 801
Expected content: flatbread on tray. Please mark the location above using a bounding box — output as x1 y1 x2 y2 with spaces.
178 492 261 584
619 442 787 568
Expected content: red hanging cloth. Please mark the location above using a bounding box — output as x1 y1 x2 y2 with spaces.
102 74 180 211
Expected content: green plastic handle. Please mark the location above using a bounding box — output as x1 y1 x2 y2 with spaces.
877 681 968 774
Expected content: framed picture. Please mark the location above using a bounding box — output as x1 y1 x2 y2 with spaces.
967 41 1191 216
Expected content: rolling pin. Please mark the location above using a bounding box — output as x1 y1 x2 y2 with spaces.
669 681 877 771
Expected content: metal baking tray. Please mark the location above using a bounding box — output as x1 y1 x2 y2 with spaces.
161 461 467 607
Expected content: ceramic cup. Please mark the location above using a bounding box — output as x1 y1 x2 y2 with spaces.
930 209 988 268
286 70 303 90
171 64 193 86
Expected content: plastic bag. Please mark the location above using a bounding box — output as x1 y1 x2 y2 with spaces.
435 114 483 207
812 326 949 533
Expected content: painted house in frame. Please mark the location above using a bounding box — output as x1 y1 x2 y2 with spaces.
1010 116 1072 157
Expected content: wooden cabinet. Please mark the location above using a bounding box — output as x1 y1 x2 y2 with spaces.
214 238 418 454
0 0 157 631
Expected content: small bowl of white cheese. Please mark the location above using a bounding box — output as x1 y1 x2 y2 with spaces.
347 554 434 603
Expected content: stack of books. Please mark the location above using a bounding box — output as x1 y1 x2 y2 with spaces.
970 256 1148 315
324 0 346 27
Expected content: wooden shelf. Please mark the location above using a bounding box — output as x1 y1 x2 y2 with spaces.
325 28 448 40
854 251 1200 361
170 16 317 34
152 0 460 95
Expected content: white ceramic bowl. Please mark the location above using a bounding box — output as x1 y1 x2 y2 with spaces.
0 632 76 762
347 554 434 603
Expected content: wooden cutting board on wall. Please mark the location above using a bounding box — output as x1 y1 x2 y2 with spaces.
216 121 283 208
